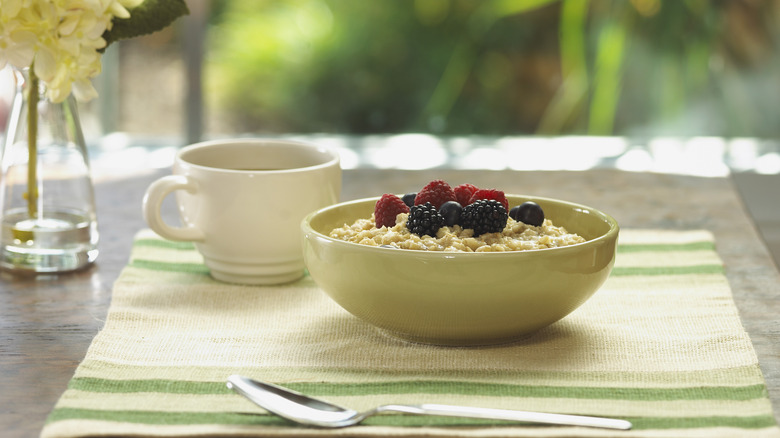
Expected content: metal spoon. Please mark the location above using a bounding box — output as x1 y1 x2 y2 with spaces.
226 375 632 430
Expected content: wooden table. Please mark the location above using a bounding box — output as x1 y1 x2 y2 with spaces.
2 168 779 437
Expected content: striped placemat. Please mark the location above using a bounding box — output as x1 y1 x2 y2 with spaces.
41 229 780 437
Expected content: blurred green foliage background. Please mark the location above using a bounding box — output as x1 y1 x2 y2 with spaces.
205 0 780 138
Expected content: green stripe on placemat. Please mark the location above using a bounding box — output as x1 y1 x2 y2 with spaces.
126 238 726 277
127 258 725 277
133 239 197 250
617 241 715 253
67 377 768 402
611 264 724 276
127 262 725 277
45 408 777 430
128 259 210 274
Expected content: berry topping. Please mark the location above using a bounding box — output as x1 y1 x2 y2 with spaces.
460 199 508 236
401 192 417 208
453 183 478 206
468 188 509 211
374 194 410 228
415 179 457 209
510 201 545 227
407 202 445 237
439 201 463 227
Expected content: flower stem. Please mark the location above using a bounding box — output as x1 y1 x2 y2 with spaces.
26 68 39 218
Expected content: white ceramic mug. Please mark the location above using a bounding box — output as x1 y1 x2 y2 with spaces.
142 138 341 285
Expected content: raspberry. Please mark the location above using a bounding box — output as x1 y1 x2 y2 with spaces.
374 194 409 228
407 202 444 237
414 180 456 209
467 188 509 211
454 183 478 206
460 199 508 236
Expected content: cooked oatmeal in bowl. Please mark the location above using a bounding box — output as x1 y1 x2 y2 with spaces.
329 214 586 252
301 182 619 346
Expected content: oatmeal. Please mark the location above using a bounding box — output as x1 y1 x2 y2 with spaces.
330 213 586 252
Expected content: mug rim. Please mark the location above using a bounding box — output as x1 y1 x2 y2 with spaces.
176 138 340 174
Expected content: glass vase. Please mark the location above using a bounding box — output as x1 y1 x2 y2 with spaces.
0 68 99 273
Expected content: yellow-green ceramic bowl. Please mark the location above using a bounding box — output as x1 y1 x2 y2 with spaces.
301 195 619 346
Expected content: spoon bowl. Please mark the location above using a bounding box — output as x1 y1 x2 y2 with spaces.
226 375 632 430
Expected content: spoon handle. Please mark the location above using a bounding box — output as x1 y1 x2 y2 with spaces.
378 403 632 430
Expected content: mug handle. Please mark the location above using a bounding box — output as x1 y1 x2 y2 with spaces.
142 175 205 241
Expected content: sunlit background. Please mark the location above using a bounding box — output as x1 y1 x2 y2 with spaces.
1 0 780 176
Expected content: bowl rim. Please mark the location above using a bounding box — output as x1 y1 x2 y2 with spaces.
302 194 619 257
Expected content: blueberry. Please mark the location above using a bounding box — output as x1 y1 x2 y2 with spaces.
439 201 463 227
510 201 544 226
402 192 417 208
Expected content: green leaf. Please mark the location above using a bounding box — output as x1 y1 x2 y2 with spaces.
101 0 190 49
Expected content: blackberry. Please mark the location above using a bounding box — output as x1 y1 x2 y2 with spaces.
460 199 508 236
407 202 444 237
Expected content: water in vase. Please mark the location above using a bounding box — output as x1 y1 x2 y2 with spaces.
1 208 98 273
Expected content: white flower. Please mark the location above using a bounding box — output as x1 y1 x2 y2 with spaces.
105 0 144 21
0 1 36 70
0 0 145 102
